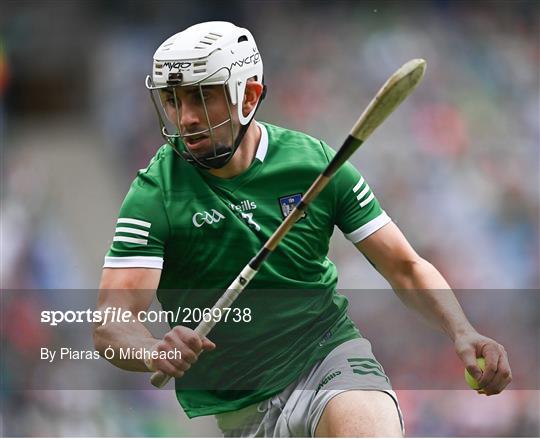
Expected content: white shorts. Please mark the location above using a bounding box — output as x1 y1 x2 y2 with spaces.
215 338 404 437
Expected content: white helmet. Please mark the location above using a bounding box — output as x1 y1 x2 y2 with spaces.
145 21 266 169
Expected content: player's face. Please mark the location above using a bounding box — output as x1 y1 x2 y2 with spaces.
159 85 238 156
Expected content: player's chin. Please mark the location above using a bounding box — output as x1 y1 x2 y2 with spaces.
190 141 232 160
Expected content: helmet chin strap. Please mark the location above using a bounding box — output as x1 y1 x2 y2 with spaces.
180 121 249 169
180 84 267 170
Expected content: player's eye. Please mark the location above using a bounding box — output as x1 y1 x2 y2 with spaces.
163 95 178 107
194 90 211 102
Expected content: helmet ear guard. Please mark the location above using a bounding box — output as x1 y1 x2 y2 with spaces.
235 76 267 126
145 22 265 170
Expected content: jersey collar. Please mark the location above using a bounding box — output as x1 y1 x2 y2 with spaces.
254 121 268 163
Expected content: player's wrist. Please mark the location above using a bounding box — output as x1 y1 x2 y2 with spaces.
447 323 477 343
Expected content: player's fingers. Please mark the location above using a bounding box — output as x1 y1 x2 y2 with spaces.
482 375 504 396
180 330 203 353
163 328 184 350
481 352 512 395
179 347 198 365
151 358 185 378
164 363 185 378
151 352 190 376
201 337 216 351
149 339 186 378
460 349 483 382
170 359 191 373
165 345 192 371
160 333 186 365
498 348 513 387
477 345 501 389
160 342 203 376
168 326 203 353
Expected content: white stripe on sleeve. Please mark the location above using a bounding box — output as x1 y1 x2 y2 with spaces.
343 211 391 243
115 227 150 237
356 184 371 201
103 256 163 269
359 192 375 208
113 236 148 245
117 218 151 228
352 177 365 193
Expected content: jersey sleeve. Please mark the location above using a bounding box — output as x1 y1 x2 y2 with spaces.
322 142 391 243
104 172 169 269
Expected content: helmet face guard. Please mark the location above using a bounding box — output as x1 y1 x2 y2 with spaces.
145 67 238 169
146 21 265 170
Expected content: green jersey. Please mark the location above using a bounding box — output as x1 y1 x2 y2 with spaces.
105 122 390 417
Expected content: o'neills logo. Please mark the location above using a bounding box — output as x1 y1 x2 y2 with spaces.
163 61 192 70
316 370 342 393
230 200 257 212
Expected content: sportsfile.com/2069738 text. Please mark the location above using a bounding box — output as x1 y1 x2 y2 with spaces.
40 306 252 326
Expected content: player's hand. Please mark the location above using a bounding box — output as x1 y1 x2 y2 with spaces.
147 326 216 378
454 330 512 395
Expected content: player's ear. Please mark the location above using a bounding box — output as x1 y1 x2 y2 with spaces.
242 81 263 116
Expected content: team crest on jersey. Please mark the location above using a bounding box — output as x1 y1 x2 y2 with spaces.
278 193 306 219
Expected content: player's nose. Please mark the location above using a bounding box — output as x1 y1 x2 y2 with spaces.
180 103 201 130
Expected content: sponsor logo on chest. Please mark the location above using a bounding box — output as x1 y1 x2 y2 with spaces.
229 199 257 212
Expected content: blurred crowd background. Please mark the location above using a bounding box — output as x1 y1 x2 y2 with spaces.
1 0 539 436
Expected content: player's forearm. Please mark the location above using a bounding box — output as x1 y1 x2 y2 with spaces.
93 320 158 372
388 258 476 341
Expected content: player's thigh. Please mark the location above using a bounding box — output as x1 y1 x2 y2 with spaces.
314 390 402 437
